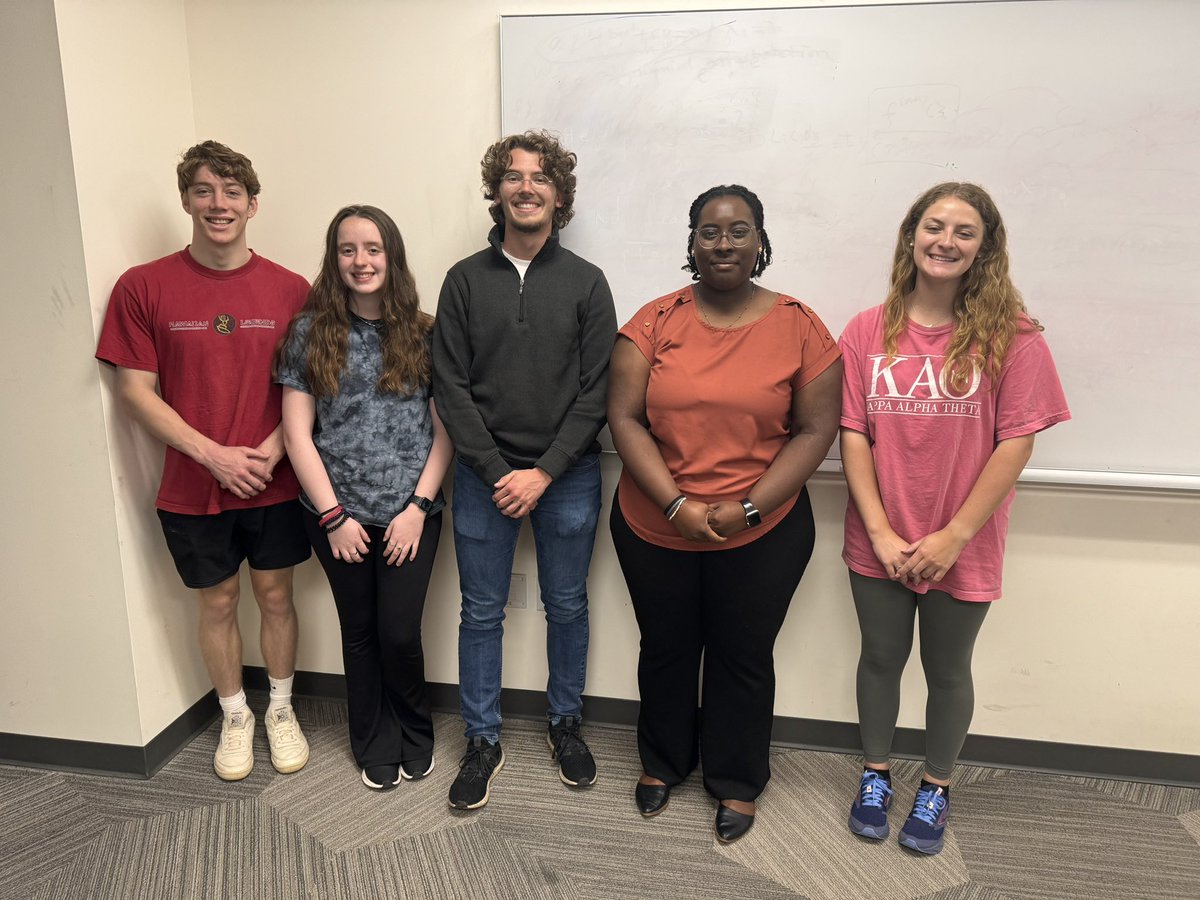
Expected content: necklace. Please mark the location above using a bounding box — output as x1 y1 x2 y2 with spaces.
905 292 955 328
911 314 954 328
698 283 757 328
350 309 382 328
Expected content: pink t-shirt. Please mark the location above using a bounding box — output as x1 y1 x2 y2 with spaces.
839 305 1070 601
96 250 307 515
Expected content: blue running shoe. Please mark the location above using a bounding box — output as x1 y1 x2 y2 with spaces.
848 769 893 840
899 784 949 855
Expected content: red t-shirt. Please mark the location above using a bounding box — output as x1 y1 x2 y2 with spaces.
617 286 841 551
840 305 1071 601
96 250 307 514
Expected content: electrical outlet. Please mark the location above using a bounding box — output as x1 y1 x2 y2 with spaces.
507 573 527 609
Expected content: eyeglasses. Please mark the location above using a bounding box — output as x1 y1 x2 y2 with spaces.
693 225 757 249
501 171 553 187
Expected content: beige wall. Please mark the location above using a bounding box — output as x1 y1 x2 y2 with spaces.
56 0 221 746
0 0 141 744
4 0 1196 758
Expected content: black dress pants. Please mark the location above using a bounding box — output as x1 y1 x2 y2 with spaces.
610 489 815 801
304 510 440 769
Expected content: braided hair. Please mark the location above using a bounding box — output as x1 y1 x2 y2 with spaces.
682 184 773 281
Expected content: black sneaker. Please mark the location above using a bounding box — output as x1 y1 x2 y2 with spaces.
361 764 401 791
547 716 597 787
401 756 435 781
448 737 504 809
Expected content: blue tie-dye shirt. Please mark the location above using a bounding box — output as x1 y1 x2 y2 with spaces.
276 313 444 525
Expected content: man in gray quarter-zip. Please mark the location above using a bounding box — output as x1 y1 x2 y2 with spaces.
433 130 616 811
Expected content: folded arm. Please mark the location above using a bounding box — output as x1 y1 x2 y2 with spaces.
385 398 455 564
607 337 723 543
280 386 369 562
708 360 843 537
116 367 272 499
896 434 1034 585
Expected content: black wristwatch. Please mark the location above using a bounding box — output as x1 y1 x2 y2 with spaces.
408 495 435 514
740 498 761 528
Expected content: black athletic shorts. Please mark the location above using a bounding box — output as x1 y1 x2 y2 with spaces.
157 499 311 589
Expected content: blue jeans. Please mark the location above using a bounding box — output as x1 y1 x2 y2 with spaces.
452 455 602 741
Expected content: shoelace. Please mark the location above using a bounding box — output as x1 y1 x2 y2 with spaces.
858 772 893 808
909 787 947 826
552 720 589 760
458 742 495 778
270 709 302 748
222 713 249 750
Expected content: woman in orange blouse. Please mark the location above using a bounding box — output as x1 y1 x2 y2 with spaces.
608 185 842 842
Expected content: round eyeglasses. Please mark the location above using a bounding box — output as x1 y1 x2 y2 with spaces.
501 172 553 187
693 225 757 249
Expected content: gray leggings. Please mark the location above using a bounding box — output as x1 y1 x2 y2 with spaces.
850 571 990 780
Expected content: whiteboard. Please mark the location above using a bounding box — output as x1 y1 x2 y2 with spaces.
501 1 1200 489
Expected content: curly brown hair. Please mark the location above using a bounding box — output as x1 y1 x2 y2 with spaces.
883 182 1042 390
481 130 577 229
274 206 432 398
176 140 261 198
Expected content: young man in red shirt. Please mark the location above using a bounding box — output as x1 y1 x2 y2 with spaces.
97 141 311 780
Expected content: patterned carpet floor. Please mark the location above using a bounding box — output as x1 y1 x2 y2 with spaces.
2 694 1198 899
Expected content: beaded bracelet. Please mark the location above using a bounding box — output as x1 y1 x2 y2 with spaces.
318 504 345 529
322 510 350 534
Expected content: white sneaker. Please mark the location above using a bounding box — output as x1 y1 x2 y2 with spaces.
214 708 255 781
265 704 310 774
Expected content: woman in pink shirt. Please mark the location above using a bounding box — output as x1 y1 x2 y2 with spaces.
840 183 1069 855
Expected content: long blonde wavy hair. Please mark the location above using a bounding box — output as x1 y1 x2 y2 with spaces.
883 182 1041 390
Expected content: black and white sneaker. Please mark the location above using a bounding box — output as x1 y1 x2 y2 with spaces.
547 716 597 787
361 764 402 791
401 756 436 781
448 737 504 809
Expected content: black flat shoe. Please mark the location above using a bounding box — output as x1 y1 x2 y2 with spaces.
635 781 670 817
715 804 755 843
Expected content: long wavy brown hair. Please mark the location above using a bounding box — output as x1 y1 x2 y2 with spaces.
276 205 431 398
883 182 1042 390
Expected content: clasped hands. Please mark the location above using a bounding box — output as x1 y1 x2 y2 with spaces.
672 499 749 543
492 467 551 519
872 525 969 586
207 444 275 499
208 431 284 499
328 505 427 567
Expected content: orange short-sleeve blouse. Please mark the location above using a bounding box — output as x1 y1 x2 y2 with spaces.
616 286 840 551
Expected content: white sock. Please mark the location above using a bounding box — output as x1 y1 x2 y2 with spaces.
267 674 294 712
219 689 249 718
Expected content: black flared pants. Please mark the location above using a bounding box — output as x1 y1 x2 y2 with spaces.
610 490 815 801
304 510 440 769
